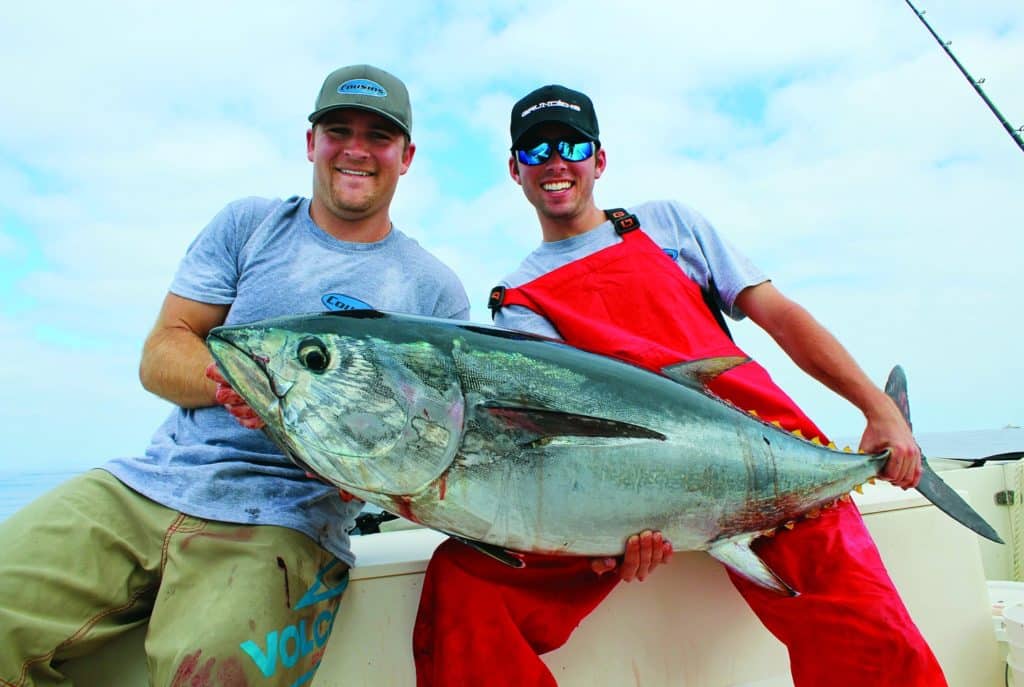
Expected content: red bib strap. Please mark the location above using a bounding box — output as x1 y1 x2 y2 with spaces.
487 216 826 441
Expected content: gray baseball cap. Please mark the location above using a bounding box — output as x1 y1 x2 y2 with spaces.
308 64 412 136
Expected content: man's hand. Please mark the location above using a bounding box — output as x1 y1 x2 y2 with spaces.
204 363 265 429
859 407 921 489
591 530 673 582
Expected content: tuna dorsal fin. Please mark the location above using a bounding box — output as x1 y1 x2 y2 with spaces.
479 402 666 446
661 356 750 390
708 535 796 596
447 533 525 568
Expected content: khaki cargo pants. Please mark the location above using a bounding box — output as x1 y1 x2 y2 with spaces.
0 469 349 686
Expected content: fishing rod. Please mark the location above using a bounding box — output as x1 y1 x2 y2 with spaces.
904 0 1024 154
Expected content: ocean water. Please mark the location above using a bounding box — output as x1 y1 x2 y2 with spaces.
0 470 86 523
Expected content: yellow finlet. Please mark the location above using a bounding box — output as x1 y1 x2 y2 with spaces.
783 521 796 530
810 436 823 446
791 428 805 438
854 484 864 494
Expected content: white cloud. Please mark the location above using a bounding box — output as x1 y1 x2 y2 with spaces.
0 0 1022 479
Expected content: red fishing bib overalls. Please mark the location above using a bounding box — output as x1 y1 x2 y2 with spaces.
413 210 945 687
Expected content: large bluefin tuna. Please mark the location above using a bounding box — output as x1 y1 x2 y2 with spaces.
207 310 1000 594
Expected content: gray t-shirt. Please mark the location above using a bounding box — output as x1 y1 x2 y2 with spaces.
495 200 767 338
104 196 470 565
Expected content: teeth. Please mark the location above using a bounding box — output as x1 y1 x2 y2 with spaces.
542 181 571 191
341 169 371 176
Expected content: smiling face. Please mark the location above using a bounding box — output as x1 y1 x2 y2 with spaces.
509 122 607 241
306 108 415 240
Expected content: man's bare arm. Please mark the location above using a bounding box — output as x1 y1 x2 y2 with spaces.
139 293 230 408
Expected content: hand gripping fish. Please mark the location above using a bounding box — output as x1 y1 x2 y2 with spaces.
207 310 1001 595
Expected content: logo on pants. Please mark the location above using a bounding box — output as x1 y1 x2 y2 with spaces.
240 560 349 683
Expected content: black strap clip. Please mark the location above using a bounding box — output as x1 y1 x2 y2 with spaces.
487 285 507 313
605 208 639 235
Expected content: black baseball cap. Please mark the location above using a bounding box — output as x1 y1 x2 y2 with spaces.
308 64 412 136
509 85 600 149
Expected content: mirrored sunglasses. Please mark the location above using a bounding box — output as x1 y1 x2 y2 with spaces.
515 139 596 166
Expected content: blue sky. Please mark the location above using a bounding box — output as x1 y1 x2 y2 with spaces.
1 0 1022 472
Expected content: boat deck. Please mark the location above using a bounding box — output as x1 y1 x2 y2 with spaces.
64 462 1015 686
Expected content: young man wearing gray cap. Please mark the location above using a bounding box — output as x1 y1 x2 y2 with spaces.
413 84 943 686
0 64 468 686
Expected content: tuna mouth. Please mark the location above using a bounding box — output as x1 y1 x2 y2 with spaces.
206 332 287 415
243 352 289 400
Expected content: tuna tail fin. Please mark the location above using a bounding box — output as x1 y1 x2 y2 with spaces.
917 461 1004 543
884 366 1004 544
708 535 797 596
883 364 914 430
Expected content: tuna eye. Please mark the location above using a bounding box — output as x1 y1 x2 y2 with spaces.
297 338 330 373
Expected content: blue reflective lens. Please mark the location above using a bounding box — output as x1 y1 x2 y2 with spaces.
516 140 595 166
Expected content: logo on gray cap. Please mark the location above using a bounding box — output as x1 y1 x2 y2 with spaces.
338 79 387 98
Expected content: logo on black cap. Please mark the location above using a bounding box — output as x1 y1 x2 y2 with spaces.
520 99 581 118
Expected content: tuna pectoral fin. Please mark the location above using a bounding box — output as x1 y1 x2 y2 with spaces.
480 402 665 445
447 533 525 568
661 356 750 390
916 461 1004 544
708 536 796 596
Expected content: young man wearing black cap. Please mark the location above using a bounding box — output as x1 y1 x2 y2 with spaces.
413 85 943 686
0 64 469 686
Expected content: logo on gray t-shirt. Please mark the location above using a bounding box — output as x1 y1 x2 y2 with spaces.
322 293 372 311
